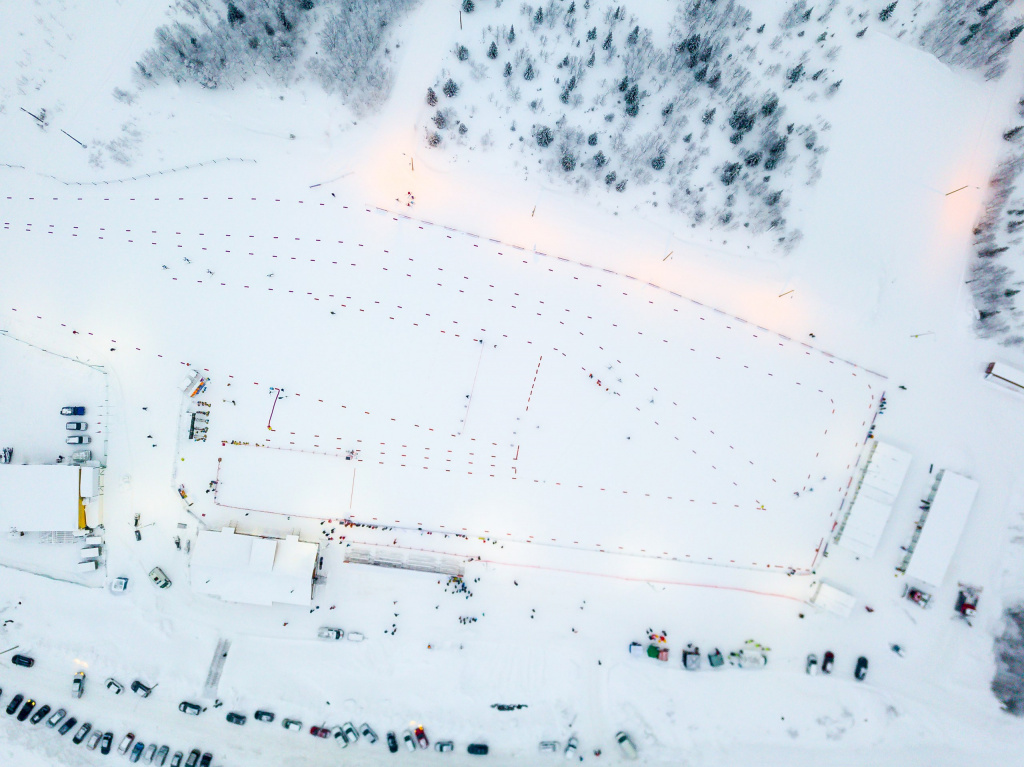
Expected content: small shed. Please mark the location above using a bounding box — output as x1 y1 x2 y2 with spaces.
810 582 856 618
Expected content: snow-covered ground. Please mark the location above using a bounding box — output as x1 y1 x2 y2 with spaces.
3 1 1024 766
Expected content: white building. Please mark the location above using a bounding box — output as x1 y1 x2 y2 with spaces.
191 526 319 607
836 441 912 559
0 465 100 534
905 471 979 590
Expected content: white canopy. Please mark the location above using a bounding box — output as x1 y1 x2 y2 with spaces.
905 471 979 590
191 527 318 607
837 442 912 558
0 465 97 533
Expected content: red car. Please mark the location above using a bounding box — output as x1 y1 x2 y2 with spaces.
414 726 429 749
309 726 330 739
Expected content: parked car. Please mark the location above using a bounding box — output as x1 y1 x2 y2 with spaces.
339 721 359 745
143 744 157 762
46 708 66 727
806 654 819 675
72 670 86 697
148 567 171 589
66 422 88 431
29 704 51 724
199 753 213 767
467 743 489 755
66 435 91 444
226 712 246 725
435 741 454 752
854 656 869 680
106 678 124 694
59 716 78 735
111 576 130 593
317 626 343 640
615 731 638 759
415 726 429 749
73 722 92 744
185 750 200 767
155 745 170 766
86 730 103 750
170 751 184 767
282 719 302 731
17 699 36 721
402 730 416 752
118 733 135 755
309 725 330 739
99 731 113 754
11 654 34 667
564 737 579 760
821 651 835 674
178 701 202 715
61 407 86 416
254 710 275 722
5 694 24 715
539 741 560 752
359 723 378 743
131 680 153 698
387 731 399 753
130 741 145 762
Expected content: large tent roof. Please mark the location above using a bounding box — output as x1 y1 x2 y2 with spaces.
191 526 318 607
0 465 97 533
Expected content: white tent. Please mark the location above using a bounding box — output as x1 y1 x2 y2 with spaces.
191 526 318 607
0 465 97 533
810 582 856 618
905 471 979 590
837 441 912 558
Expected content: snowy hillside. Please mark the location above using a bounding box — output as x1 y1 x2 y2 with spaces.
3 1 1024 767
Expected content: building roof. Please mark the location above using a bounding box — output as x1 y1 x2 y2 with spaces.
837 442 912 559
191 527 318 607
0 465 97 533
905 471 979 590
811 582 856 618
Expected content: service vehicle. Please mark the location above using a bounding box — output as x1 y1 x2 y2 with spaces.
148 567 171 589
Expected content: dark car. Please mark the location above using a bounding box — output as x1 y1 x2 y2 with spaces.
467 743 489 755
226 712 246 725
387 731 398 753
29 704 51 724
131 680 153 698
61 406 86 416
6 694 24 715
130 741 145 762
73 723 92 744
59 716 78 735
254 710 274 722
17 699 36 721
821 651 835 674
199 753 213 767
854 656 868 680
99 732 113 754
185 750 201 767
11 654 35 667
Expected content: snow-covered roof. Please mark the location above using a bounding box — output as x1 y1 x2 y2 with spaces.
810 582 856 617
905 471 979 590
0 465 95 533
191 527 318 607
836 442 911 558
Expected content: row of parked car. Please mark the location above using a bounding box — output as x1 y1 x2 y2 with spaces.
2 685 213 765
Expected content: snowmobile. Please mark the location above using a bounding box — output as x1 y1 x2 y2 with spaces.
820 651 835 674
955 583 982 625
854 656 868 681
902 584 932 608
